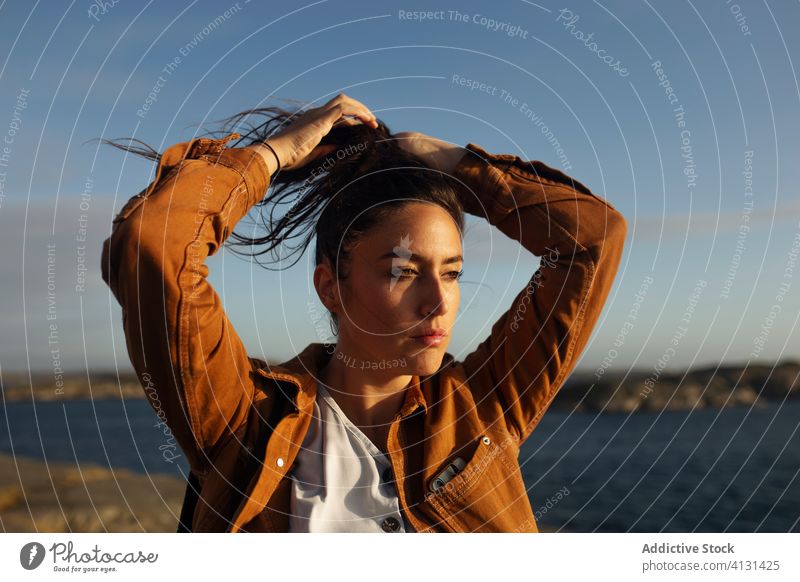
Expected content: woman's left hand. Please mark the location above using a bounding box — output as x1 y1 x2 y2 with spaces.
395 131 468 174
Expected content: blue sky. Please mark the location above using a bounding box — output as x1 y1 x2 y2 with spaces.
0 0 798 376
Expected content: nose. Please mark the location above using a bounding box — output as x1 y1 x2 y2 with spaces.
419 276 450 318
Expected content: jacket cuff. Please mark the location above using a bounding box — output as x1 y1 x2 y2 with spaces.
187 133 271 206
451 142 515 221
451 142 619 218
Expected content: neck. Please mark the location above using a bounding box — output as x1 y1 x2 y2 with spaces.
318 344 412 430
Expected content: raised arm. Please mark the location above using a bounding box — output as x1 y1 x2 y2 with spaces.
101 133 272 475
451 143 627 445
100 94 379 476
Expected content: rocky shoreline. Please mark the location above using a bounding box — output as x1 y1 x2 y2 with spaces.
0 454 185 532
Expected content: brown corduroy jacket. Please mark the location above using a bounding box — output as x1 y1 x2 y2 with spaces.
101 131 626 532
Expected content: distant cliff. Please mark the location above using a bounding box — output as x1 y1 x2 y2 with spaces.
3 360 798 412
2 370 156 401
552 360 800 412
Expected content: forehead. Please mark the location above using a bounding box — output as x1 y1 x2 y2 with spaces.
359 203 462 262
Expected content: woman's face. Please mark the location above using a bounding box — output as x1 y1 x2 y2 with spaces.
316 202 463 377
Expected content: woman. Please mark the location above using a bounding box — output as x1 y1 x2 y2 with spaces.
100 93 626 532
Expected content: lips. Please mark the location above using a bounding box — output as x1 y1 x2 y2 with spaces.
411 327 446 339
410 327 447 347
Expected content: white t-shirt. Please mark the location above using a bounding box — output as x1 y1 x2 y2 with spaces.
287 382 414 533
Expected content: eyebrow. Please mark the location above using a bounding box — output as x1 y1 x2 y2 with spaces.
377 251 463 265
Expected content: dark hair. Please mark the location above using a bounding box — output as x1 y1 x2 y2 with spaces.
96 104 465 338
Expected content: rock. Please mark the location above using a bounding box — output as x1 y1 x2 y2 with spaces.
0 454 185 532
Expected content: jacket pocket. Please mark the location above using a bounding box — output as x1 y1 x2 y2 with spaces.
423 432 536 532
426 435 494 501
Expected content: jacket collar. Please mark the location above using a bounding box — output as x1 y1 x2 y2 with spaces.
255 342 430 418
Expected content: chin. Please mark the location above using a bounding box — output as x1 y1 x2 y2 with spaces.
405 348 446 376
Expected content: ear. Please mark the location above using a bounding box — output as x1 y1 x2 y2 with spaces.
313 260 339 312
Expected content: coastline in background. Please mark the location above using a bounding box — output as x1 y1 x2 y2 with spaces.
3 360 798 412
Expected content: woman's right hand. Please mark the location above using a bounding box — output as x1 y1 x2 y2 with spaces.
245 93 378 174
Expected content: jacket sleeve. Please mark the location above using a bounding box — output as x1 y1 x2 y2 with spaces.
451 143 627 445
100 132 271 475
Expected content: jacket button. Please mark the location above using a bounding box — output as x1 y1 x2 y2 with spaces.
276 457 284 467
381 517 400 532
482 436 491 445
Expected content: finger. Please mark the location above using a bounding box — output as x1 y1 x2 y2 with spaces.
351 101 378 127
333 95 377 127
341 96 375 122
333 116 360 127
322 99 376 129
331 107 376 128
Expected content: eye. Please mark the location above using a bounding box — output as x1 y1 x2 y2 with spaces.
392 268 463 281
393 268 418 279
